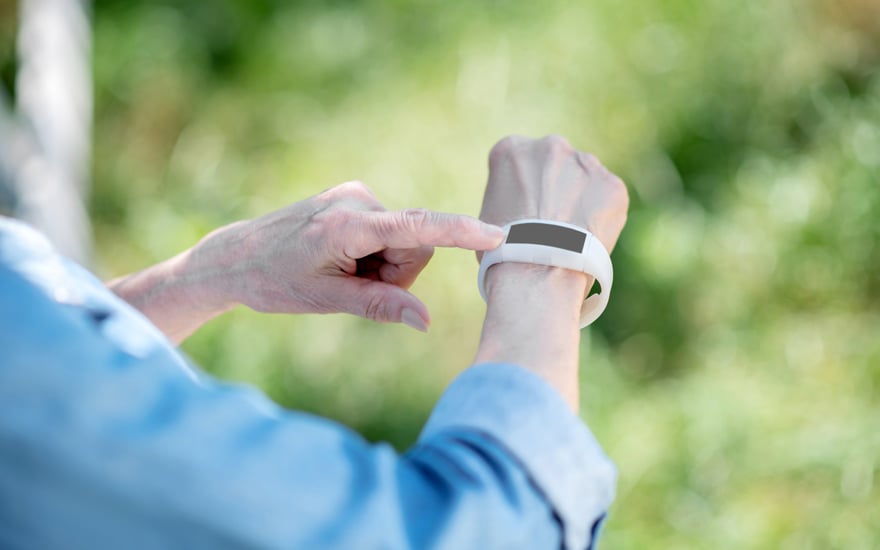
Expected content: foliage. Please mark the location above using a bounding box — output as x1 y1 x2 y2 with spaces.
26 0 880 546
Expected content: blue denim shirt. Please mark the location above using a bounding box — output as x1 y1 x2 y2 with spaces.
0 217 616 549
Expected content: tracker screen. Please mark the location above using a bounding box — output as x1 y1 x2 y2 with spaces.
506 223 586 253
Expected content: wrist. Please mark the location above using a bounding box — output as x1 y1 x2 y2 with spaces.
475 263 591 412
182 228 248 315
484 263 591 312
107 247 235 345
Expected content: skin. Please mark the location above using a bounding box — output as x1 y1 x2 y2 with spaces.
474 135 629 412
110 134 629 413
108 181 505 343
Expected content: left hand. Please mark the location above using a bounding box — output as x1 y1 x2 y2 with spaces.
190 181 504 331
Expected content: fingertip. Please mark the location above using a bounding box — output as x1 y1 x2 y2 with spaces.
467 221 504 250
397 293 430 332
451 217 505 251
481 222 506 241
401 307 429 333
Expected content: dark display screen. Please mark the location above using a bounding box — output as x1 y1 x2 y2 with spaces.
506 222 586 253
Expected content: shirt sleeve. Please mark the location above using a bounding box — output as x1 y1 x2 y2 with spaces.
0 217 616 550
421 363 617 549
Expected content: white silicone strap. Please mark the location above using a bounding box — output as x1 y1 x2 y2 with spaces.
478 219 614 328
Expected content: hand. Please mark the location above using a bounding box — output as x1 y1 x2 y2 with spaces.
110 181 504 343
188 181 504 330
480 134 629 257
473 135 629 412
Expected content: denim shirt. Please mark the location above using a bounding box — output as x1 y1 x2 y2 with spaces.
0 217 616 549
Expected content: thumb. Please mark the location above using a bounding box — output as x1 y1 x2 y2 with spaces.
331 278 431 332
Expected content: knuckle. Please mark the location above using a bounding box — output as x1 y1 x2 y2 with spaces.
319 182 357 203
489 134 527 161
610 176 630 205
364 292 387 321
315 185 338 204
542 134 573 151
340 180 373 197
456 213 471 228
314 206 349 230
579 151 600 166
399 208 430 231
310 208 348 250
619 183 631 208
454 215 476 234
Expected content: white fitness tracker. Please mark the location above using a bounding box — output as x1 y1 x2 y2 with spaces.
477 219 614 328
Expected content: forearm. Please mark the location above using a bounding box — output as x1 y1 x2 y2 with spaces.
473 263 590 412
107 236 239 344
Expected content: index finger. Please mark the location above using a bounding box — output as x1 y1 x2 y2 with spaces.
343 209 505 259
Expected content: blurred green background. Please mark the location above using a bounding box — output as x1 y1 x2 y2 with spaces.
6 0 880 547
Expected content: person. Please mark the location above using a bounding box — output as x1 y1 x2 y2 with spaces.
0 134 629 549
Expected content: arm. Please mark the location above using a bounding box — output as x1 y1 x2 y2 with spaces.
0 250 576 550
475 263 588 411
98 136 629 550
108 180 505 344
0 135 627 550
106 245 234 345
473 134 629 412
420 134 628 547
476 136 629 412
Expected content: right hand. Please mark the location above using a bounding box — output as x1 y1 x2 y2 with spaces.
190 181 504 331
479 135 629 257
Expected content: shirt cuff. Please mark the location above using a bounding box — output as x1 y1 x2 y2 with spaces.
419 363 617 550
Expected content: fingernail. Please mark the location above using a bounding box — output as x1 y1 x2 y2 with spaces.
482 223 505 240
401 308 428 332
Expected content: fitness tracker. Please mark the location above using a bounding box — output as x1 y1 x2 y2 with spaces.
477 219 614 328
